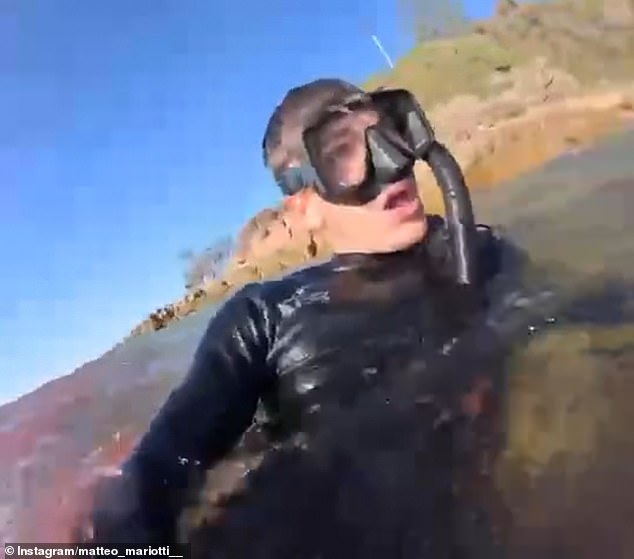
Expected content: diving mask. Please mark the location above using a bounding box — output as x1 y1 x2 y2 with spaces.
275 88 435 205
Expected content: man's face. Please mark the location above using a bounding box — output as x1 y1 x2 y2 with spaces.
301 108 427 254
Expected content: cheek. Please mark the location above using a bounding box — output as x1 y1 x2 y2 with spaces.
322 206 357 234
339 208 383 237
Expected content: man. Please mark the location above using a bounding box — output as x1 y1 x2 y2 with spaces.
82 78 505 557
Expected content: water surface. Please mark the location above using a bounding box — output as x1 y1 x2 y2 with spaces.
469 129 634 558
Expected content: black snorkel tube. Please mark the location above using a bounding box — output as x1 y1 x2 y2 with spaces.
382 94 478 287
424 141 478 286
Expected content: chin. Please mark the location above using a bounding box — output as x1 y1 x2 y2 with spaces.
387 219 428 252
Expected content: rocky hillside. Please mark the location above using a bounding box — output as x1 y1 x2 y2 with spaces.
129 0 634 336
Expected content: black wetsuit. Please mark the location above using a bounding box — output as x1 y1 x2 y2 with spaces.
88 215 507 558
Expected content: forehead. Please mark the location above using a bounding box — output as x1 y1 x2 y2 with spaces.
323 106 379 133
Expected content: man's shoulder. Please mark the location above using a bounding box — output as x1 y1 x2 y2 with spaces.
220 260 333 311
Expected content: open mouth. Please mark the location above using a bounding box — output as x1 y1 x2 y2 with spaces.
382 184 417 210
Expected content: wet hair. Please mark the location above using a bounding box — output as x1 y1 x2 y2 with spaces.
262 78 365 180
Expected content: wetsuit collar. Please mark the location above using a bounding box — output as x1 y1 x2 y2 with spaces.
328 214 448 271
329 239 428 270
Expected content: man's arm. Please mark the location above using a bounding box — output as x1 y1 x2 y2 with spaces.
87 283 276 544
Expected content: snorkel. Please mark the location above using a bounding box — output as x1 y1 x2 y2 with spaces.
421 138 478 287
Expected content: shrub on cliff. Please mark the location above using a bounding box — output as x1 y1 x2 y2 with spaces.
179 236 235 292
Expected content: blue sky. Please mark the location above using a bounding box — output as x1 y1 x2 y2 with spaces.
0 0 496 404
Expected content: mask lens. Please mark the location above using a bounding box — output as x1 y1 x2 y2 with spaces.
275 164 319 195
371 89 434 157
301 89 434 204
304 109 374 197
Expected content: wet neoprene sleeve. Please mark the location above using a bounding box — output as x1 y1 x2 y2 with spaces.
89 283 276 544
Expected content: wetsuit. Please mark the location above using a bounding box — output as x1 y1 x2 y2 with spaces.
88 215 506 558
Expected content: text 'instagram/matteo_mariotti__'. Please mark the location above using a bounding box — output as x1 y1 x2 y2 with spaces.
3 544 188 559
